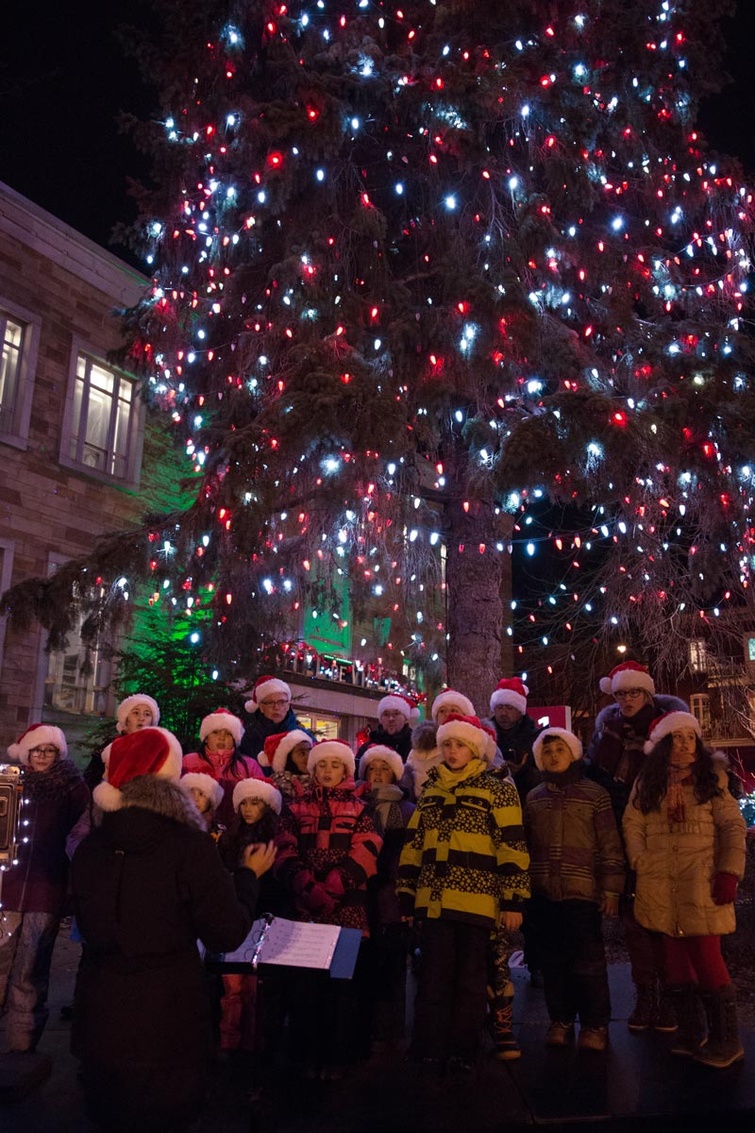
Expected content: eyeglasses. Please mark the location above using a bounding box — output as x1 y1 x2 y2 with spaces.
260 698 290 709
614 689 644 701
29 746 58 757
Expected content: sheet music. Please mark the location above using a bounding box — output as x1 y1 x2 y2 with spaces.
219 916 342 970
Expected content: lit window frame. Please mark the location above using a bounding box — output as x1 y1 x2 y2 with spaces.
0 296 41 449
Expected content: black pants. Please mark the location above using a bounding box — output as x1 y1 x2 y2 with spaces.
527 896 611 1028
411 919 490 1061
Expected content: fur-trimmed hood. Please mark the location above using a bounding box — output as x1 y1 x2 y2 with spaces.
592 693 688 734
116 775 205 830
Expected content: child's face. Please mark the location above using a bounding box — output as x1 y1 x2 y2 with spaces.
28 745 59 773
206 728 234 753
240 797 268 823
440 737 475 770
435 703 465 726
539 738 573 773
125 704 154 732
670 728 698 763
289 741 312 774
189 787 212 815
315 757 346 787
366 758 395 785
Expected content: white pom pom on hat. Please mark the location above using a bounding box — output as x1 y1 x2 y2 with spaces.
258 729 313 772
180 772 224 812
199 708 244 745
115 694 160 734
244 676 291 713
94 727 183 812
598 661 655 698
7 723 67 766
489 678 529 715
643 711 701 755
431 689 475 721
377 693 420 722
307 739 356 779
532 727 583 770
358 744 404 783
436 714 496 764
232 777 282 815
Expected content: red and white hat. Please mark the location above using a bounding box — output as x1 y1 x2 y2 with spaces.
94 727 183 812
490 677 529 715
532 728 583 770
7 723 67 766
644 711 701 755
377 693 419 722
199 708 244 746
431 689 475 721
180 772 224 812
436 714 497 764
232 778 282 815
258 729 313 772
358 744 404 783
599 661 655 697
115 694 160 734
244 676 291 713
307 739 356 779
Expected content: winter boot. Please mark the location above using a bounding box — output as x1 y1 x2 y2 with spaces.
693 985 744 1069
654 983 678 1033
627 984 655 1031
489 984 521 1061
668 986 707 1058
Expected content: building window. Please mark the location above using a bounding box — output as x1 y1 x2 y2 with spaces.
0 539 15 667
295 712 340 741
61 350 144 485
42 555 111 718
689 639 708 674
0 299 40 446
690 693 711 738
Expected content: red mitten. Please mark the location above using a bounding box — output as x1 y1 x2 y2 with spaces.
304 883 336 915
712 872 738 906
323 869 345 898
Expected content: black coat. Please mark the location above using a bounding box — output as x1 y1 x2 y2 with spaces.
489 713 542 805
356 722 413 763
238 705 315 759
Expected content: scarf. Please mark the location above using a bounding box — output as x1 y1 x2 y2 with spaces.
23 757 84 802
540 759 585 787
367 782 405 835
435 757 487 790
666 756 695 825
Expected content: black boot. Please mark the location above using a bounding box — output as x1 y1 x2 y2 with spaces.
627 984 655 1031
668 985 706 1057
693 985 744 1069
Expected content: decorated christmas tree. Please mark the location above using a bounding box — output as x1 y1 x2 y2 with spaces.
5 0 755 706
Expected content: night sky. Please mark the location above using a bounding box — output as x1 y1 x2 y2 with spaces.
1 2 755 272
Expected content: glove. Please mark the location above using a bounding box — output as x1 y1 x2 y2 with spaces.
712 872 738 906
303 882 336 915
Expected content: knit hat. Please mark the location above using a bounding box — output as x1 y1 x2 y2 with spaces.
94 727 183 812
244 676 291 713
180 772 224 812
7 723 67 766
532 727 583 770
377 693 420 722
436 714 496 764
599 661 655 697
431 689 475 721
489 677 529 715
115 694 160 734
232 777 282 816
258 729 313 772
199 708 244 746
307 739 356 779
358 744 404 784
643 711 701 755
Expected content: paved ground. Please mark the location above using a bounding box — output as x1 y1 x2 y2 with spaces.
1 926 754 1132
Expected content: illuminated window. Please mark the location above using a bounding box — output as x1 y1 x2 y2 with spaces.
0 298 40 445
43 559 110 717
61 350 144 485
295 712 340 740
747 636 755 664
689 639 708 673
690 693 711 736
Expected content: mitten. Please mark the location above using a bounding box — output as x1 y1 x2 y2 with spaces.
303 882 336 915
712 871 738 906
323 868 346 897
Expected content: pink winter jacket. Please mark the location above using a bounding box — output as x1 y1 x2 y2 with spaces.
182 748 265 826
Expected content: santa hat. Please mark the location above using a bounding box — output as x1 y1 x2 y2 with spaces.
599 661 655 697
377 693 420 722
431 689 475 721
358 744 404 784
94 727 183 812
532 728 583 770
436 714 497 764
644 712 701 755
244 676 291 713
232 778 282 816
115 694 160 734
258 729 313 772
199 708 244 746
7 723 67 766
307 739 356 779
179 772 224 812
490 678 529 715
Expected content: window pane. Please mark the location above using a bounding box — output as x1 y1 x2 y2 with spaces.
70 354 138 481
0 315 23 428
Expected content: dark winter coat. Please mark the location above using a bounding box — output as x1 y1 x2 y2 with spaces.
362 783 416 927
486 712 542 804
238 706 315 760
356 723 413 763
3 758 89 915
71 776 260 1076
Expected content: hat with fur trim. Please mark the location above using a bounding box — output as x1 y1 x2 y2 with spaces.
7 723 67 766
115 694 160 734
358 744 404 783
232 778 282 815
244 676 291 713
436 714 496 764
643 711 701 755
307 739 356 779
431 689 475 721
490 677 529 715
199 708 244 746
94 727 183 812
377 693 419 722
532 728 583 770
599 661 655 698
180 772 224 812
258 729 313 772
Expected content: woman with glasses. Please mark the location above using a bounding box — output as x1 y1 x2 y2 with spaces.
585 661 689 1033
238 675 315 762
